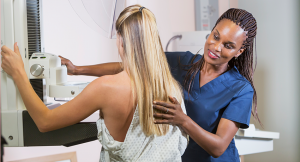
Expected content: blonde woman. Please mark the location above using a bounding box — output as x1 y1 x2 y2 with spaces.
1 5 187 162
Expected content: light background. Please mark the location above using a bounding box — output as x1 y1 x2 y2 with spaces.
2 0 300 162
239 0 300 162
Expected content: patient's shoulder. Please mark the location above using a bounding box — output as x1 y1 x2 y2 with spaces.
93 71 130 88
90 71 132 107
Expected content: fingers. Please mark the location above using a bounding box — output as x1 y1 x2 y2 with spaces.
1 45 6 52
154 120 171 124
58 55 66 60
59 55 70 62
14 42 20 55
59 56 71 66
1 45 10 53
1 45 19 57
153 101 175 109
153 96 180 109
153 104 174 113
153 112 173 119
59 56 68 65
1 50 10 61
169 96 180 104
1 51 6 57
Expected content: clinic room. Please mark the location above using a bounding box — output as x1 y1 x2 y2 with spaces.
0 0 299 162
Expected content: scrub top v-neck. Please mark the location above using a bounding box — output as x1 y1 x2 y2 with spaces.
166 51 254 162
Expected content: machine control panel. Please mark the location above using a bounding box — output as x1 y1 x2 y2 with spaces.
30 64 44 77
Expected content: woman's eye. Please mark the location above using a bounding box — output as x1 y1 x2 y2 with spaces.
225 44 233 49
213 35 219 40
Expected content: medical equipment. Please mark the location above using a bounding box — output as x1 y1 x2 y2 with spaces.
1 0 125 147
167 31 211 53
29 53 89 102
194 0 237 31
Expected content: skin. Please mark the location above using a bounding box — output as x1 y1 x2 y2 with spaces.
50 19 248 158
1 34 136 142
153 19 247 158
200 19 246 87
59 33 124 76
59 57 122 76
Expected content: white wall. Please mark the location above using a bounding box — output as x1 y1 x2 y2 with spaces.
127 0 195 51
238 0 300 162
3 0 196 161
42 0 120 82
45 0 195 82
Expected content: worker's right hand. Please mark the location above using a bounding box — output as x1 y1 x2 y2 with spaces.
59 56 77 75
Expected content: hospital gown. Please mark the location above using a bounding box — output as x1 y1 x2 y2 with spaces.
96 101 188 162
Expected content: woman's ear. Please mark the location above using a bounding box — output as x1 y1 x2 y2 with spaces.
235 48 245 58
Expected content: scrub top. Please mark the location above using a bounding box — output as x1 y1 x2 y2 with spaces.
166 51 253 162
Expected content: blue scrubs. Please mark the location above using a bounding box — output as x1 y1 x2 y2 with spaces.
166 51 253 162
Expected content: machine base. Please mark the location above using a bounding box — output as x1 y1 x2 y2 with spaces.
22 111 98 147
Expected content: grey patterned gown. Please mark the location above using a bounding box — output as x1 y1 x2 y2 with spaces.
96 100 188 162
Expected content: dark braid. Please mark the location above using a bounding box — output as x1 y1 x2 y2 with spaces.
183 8 261 126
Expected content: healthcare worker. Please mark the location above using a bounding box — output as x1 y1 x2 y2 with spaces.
59 8 259 162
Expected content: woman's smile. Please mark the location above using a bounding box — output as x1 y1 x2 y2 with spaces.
208 49 220 59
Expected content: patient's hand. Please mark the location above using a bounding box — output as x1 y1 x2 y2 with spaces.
1 43 26 79
59 56 77 75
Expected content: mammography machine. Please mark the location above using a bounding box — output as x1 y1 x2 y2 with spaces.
1 0 125 147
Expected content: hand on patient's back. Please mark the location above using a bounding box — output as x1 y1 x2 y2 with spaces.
59 56 77 75
153 96 187 126
1 42 25 79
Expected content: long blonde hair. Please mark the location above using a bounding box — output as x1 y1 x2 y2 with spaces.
116 5 183 136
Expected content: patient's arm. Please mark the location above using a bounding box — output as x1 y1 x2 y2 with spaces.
15 72 116 132
1 44 116 132
59 56 122 77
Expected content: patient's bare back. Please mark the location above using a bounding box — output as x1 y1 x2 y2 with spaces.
96 71 136 142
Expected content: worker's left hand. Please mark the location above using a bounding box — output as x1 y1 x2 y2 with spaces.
153 96 188 127
1 42 25 79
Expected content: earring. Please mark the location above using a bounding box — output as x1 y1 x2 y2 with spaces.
235 57 238 60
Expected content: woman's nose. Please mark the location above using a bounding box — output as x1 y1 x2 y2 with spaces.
214 42 222 52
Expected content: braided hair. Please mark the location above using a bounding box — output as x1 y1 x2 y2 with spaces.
183 8 261 125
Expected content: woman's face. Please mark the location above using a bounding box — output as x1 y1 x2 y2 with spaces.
204 19 247 66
